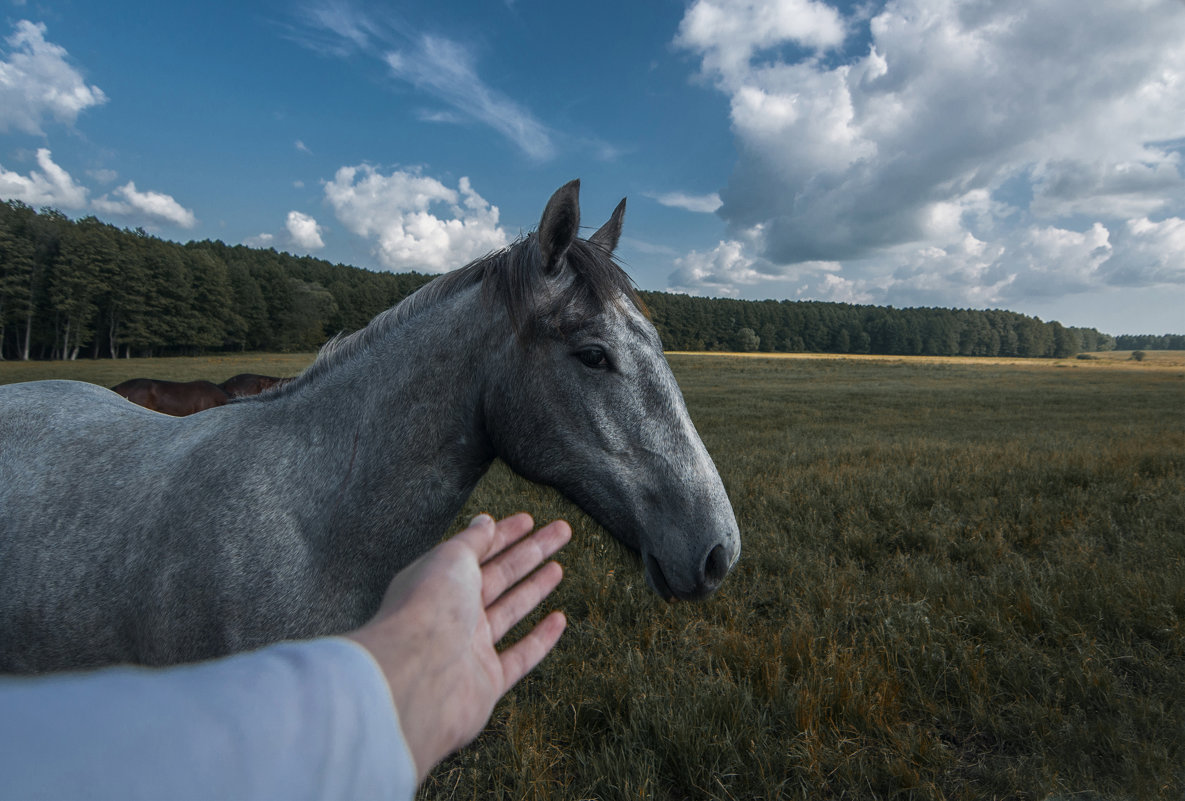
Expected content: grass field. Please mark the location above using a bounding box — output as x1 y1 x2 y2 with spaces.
2 353 1182 799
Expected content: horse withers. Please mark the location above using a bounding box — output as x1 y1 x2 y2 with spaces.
0 180 740 674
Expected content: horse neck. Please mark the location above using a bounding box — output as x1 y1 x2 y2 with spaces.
277 284 500 571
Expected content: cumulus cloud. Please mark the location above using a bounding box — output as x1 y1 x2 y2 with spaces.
1105 216 1185 287
676 0 845 83
668 239 763 296
0 20 107 134
93 181 196 228
0 147 88 208
286 210 325 249
323 165 508 272
1 150 196 229
673 0 1185 307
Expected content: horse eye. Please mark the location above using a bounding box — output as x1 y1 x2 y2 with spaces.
576 347 608 368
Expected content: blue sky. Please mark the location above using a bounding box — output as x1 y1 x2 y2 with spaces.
2 0 1183 335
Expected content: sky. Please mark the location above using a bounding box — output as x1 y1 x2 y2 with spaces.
1 0 1183 336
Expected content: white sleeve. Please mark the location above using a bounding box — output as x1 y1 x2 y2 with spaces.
0 638 417 801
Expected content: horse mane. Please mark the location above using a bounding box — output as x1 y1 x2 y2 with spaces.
254 231 643 399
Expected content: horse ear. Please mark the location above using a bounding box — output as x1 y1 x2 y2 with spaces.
537 179 581 274
589 197 626 254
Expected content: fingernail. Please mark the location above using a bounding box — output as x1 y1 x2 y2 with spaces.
469 513 493 527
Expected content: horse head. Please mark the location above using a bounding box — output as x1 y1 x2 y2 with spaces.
482 181 741 600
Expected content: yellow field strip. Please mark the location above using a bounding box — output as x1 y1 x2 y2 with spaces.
667 350 1185 370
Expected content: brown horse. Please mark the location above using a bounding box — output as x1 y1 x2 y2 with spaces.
219 373 291 398
110 378 230 416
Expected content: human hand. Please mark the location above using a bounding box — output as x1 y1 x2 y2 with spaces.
346 513 570 782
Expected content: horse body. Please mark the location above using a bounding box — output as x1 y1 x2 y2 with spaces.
2 294 499 671
0 181 740 674
219 373 289 397
110 378 230 415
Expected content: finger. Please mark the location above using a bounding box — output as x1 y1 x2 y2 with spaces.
498 610 567 692
482 512 536 563
487 560 564 643
481 519 570 607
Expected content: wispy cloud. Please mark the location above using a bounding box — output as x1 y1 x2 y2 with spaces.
292 2 555 161
649 191 723 214
284 0 381 57
383 37 554 161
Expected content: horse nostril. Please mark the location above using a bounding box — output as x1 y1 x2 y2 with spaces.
702 543 729 589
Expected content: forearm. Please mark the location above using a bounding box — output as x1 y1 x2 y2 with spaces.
0 638 415 801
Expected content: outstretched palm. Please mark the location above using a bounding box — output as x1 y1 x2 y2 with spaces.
348 513 570 782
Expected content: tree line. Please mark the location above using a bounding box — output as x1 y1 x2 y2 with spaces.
1113 334 1185 351
640 292 1113 358
0 201 432 359
0 200 1148 362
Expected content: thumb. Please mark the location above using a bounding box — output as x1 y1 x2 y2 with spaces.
452 513 496 557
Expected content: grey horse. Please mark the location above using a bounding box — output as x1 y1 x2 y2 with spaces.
0 180 740 674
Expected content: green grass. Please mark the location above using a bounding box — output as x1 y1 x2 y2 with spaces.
0 353 317 388
3 354 1182 799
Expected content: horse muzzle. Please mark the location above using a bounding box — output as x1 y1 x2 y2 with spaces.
644 537 739 602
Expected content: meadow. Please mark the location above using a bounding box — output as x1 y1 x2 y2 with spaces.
2 352 1182 799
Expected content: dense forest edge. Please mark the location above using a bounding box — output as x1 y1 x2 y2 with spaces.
1 200 1178 361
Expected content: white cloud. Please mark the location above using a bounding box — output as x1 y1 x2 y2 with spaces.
382 37 554 160
674 0 1185 309
650 191 723 214
93 181 196 228
0 148 195 230
294 0 379 55
0 148 88 208
87 168 118 184
675 0 845 84
0 20 106 134
1104 216 1185 286
244 232 276 248
295 139 312 154
814 272 876 305
1014 223 1113 296
668 239 763 296
286 210 324 249
294 3 555 160
881 234 1014 308
323 165 508 272
1030 157 1183 220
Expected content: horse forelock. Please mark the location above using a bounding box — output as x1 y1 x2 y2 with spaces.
255 231 644 399
486 233 646 341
